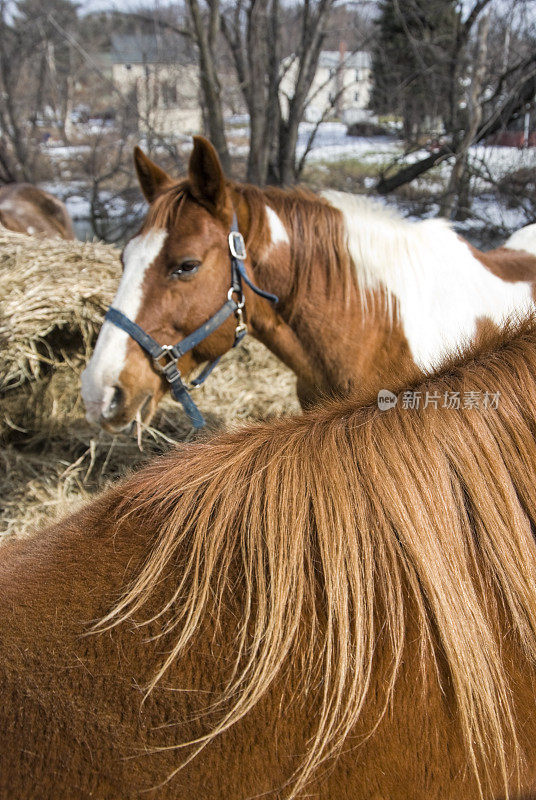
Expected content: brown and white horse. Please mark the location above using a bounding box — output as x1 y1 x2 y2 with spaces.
6 317 536 798
0 183 74 240
82 136 536 431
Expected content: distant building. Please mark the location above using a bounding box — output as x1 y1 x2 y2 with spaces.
110 33 202 138
280 48 372 125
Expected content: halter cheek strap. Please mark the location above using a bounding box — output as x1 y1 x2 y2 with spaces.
104 213 278 429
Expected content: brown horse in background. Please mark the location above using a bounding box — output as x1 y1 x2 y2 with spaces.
0 183 74 240
82 136 536 432
5 317 536 798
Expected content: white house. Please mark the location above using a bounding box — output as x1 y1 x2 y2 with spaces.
111 34 202 138
280 49 372 125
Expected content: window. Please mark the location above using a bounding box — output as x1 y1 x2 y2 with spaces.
161 81 178 108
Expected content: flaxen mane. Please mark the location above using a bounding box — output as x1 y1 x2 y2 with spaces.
98 316 536 798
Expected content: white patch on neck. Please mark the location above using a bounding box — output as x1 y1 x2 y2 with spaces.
81 229 167 421
322 190 535 372
504 223 536 257
265 205 289 247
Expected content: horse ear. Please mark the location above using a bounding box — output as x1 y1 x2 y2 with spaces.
133 147 172 203
188 136 227 212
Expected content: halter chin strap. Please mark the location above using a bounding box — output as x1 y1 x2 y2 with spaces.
104 213 279 429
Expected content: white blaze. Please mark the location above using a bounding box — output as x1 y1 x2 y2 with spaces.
81 229 167 422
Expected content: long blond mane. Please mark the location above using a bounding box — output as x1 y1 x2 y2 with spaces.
99 308 536 797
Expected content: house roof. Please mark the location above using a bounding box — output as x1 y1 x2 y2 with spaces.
111 33 192 65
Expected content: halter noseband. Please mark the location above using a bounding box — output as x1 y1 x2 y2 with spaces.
104 214 279 429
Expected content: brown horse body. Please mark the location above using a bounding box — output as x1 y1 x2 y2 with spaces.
0 183 74 240
7 318 536 798
82 137 536 431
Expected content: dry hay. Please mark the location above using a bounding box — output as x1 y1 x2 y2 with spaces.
0 226 299 537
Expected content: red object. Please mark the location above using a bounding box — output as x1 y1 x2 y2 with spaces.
487 131 536 148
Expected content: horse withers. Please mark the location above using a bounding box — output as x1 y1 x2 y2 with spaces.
5 318 536 797
82 136 536 431
0 183 75 240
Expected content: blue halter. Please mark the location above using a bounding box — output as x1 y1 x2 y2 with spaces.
104 214 279 429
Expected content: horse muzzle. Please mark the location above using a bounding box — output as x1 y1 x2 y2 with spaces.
81 366 157 432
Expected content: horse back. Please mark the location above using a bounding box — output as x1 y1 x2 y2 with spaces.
2 505 536 800
0 183 75 240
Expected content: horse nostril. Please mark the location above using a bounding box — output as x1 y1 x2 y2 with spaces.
102 386 124 419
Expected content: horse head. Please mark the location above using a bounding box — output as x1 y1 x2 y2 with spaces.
82 137 248 431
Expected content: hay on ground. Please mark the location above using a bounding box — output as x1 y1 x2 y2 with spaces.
0 227 298 537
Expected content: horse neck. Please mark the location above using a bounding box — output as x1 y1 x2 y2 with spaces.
242 187 536 401
233 185 412 403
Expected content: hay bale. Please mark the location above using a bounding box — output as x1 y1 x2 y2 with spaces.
0 227 298 536
0 228 118 388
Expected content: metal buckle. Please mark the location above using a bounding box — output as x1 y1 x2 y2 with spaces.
228 287 245 309
228 231 247 260
234 305 247 339
154 345 179 378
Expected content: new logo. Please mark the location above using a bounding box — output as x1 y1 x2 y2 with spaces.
377 389 398 411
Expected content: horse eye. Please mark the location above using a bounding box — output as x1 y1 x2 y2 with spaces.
170 260 200 278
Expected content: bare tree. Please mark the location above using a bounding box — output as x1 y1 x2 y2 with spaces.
439 13 490 219
0 0 84 183
375 0 536 204
0 0 41 181
221 0 280 183
186 0 231 172
221 0 337 185
135 0 340 185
